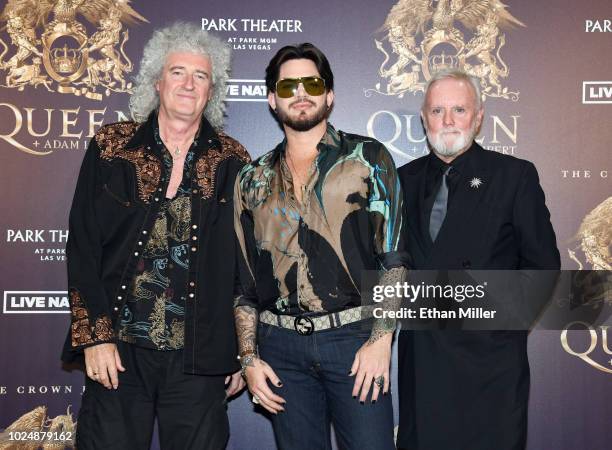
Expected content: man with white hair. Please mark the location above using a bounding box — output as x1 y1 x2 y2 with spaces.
61 22 249 449
396 69 560 450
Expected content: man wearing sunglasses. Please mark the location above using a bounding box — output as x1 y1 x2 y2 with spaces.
233 43 406 449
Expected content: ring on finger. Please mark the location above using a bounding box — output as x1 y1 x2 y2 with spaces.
374 375 385 388
252 394 260 404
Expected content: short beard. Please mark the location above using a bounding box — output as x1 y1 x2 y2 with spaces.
426 121 477 157
276 98 328 132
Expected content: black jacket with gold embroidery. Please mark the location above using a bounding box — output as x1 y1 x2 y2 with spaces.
61 112 250 375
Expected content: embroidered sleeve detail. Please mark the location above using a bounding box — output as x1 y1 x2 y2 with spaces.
95 122 140 149
218 133 251 163
97 123 162 204
69 290 114 347
93 316 114 342
195 134 251 200
70 290 92 347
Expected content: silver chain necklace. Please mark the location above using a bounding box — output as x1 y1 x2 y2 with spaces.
160 133 183 158
285 151 306 190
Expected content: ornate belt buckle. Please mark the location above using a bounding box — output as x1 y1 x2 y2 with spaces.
294 316 314 336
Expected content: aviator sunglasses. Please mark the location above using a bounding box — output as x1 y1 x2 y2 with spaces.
275 76 326 98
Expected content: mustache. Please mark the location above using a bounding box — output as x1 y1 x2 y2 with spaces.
289 97 316 107
439 127 462 134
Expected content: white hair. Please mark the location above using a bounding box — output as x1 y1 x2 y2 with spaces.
129 22 231 130
422 68 483 111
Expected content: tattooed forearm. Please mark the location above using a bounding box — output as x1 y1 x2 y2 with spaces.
368 266 407 344
368 322 394 344
234 305 258 356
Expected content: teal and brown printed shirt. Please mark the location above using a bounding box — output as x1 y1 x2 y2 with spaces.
234 123 407 316
118 126 194 350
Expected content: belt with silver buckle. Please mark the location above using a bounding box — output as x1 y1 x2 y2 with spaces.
259 306 373 336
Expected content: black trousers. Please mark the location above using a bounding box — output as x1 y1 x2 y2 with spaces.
76 342 228 450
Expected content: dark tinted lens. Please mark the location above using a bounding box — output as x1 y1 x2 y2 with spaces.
275 77 326 98
302 77 325 96
276 79 298 98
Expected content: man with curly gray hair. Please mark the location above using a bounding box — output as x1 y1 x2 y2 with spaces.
62 22 250 449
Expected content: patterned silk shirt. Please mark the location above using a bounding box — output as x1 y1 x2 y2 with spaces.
234 124 406 316
118 126 195 350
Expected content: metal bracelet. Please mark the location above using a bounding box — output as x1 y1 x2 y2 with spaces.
238 353 258 379
239 353 257 368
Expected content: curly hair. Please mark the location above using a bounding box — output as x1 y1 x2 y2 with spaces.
129 22 231 130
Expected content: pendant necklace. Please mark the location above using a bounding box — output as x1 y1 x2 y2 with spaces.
286 151 305 190
160 130 183 158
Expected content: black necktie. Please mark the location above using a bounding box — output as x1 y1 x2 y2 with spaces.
429 166 452 242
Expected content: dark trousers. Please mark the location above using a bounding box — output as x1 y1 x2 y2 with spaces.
76 341 228 450
258 322 395 450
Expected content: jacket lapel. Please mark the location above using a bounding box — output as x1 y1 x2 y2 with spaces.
399 156 432 266
417 156 434 254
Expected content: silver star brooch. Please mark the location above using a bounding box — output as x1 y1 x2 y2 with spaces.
469 177 483 189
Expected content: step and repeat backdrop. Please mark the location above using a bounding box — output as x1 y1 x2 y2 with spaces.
0 0 610 449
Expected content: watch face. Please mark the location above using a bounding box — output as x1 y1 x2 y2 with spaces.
240 354 255 367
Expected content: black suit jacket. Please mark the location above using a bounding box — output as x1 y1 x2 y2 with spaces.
397 143 560 450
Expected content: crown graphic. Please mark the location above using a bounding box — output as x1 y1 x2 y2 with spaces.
429 52 459 73
50 44 80 73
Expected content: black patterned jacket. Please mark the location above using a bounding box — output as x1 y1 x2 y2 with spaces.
61 112 250 375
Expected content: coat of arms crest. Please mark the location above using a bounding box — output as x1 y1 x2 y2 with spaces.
0 0 147 100
0 405 76 448
366 0 525 102
568 197 612 271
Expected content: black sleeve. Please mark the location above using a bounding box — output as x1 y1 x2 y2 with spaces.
513 162 561 270
66 138 114 350
232 172 261 310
